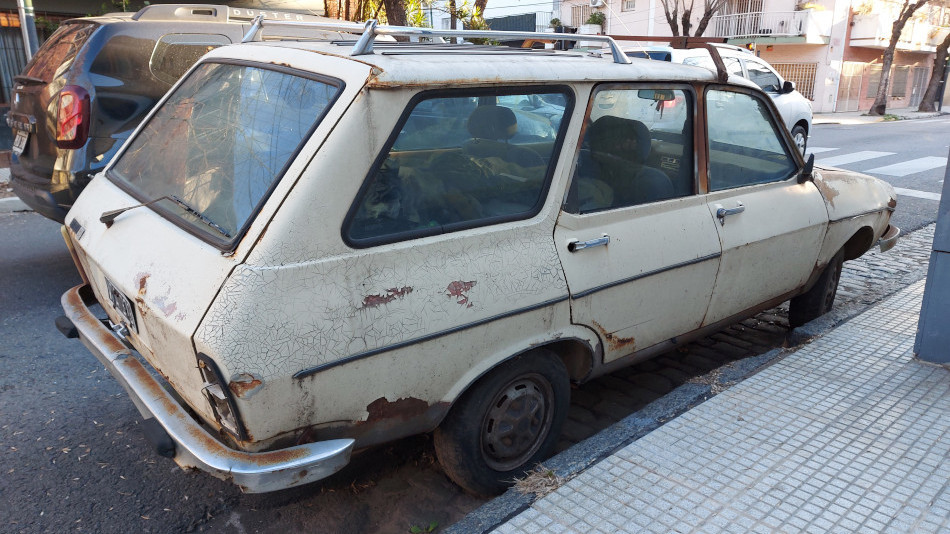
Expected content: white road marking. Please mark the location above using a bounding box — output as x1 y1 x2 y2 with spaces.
911 119 949 124
893 187 941 201
806 147 838 154
819 151 895 167
866 156 948 177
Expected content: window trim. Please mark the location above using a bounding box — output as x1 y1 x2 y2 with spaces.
703 85 803 192
341 85 575 249
562 81 698 215
106 59 345 253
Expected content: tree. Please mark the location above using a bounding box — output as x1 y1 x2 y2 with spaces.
917 28 950 111
869 0 931 116
659 0 729 37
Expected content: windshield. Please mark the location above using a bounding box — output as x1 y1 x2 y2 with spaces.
110 62 341 245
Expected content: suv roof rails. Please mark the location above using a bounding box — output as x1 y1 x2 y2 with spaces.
242 18 633 65
607 34 732 82
131 4 229 22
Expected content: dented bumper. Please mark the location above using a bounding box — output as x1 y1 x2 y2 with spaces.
61 283 355 493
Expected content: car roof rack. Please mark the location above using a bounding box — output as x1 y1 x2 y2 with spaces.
242 18 633 65
606 35 732 82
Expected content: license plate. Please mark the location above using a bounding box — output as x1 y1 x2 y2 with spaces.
12 129 27 156
105 278 138 333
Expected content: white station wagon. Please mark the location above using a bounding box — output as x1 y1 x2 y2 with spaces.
58 20 899 496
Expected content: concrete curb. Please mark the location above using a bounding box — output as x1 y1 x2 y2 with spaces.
0 196 29 214
813 111 947 126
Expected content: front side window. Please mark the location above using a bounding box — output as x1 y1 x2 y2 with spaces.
110 62 341 246
566 86 693 213
706 89 796 191
345 89 571 246
744 59 781 92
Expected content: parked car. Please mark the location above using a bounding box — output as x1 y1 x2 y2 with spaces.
625 44 813 153
57 21 899 496
7 4 348 223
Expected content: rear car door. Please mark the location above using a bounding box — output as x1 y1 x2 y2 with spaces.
554 84 722 362
701 88 827 325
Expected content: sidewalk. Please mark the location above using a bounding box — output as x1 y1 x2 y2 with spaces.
814 107 947 126
488 280 949 533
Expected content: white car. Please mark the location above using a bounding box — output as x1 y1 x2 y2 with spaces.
627 44 813 153
58 21 896 496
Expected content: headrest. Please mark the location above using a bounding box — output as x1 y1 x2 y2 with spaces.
587 115 651 163
467 105 518 140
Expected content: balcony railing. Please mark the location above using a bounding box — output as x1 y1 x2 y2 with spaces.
850 14 950 52
709 10 828 40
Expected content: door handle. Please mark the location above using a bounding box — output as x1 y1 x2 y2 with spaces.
567 234 610 252
716 202 745 226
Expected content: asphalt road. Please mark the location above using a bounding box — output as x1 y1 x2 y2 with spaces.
1 118 946 534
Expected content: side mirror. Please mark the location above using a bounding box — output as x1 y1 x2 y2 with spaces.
799 153 815 184
782 80 796 94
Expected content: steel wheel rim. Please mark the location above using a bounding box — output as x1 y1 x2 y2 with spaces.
480 373 554 471
794 131 806 154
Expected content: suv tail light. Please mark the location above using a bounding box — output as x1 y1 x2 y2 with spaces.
56 85 90 149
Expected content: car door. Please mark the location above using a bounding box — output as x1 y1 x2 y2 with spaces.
701 88 828 326
554 85 722 362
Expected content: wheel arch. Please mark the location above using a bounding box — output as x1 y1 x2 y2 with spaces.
843 225 875 261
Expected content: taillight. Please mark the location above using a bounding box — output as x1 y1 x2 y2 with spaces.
56 85 90 149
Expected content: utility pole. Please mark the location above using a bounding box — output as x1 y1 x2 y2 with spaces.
16 0 39 61
914 146 950 364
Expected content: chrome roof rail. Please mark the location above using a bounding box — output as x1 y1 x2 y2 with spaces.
242 17 633 65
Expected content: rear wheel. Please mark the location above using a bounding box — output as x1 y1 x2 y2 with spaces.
789 249 843 328
433 349 569 496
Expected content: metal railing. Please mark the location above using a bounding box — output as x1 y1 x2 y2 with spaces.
241 17 632 64
709 10 810 39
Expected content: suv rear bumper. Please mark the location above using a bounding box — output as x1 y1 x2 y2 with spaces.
9 162 70 222
61 283 355 493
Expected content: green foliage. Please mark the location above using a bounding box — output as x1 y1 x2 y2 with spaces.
408 521 438 533
406 0 432 27
550 17 561 27
585 11 606 26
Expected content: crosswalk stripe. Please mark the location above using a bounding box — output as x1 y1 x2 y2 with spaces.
893 187 941 201
819 151 894 167
866 156 949 177
806 147 838 154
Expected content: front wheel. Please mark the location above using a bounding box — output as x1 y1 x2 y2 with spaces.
433 349 569 496
789 249 843 328
791 124 808 154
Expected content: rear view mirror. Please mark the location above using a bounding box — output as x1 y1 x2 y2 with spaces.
637 89 675 102
782 80 796 94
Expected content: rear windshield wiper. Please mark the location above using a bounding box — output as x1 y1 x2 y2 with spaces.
100 195 231 238
14 75 46 86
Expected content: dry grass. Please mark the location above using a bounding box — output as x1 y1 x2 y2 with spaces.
513 465 568 501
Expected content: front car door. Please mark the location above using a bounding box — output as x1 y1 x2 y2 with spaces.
701 87 828 326
554 84 722 362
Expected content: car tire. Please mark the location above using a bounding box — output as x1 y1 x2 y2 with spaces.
789 249 843 328
433 349 569 496
791 124 808 154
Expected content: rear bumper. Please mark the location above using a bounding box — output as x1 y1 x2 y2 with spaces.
61 283 355 493
876 224 900 253
9 163 69 222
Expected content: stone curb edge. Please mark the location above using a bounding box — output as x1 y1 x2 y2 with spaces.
0 196 29 214
447 253 931 534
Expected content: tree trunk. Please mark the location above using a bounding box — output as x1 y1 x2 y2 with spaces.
661 0 680 36
869 0 930 116
382 0 407 26
449 0 457 29
917 31 950 112
694 10 715 36
474 0 487 18
681 8 692 37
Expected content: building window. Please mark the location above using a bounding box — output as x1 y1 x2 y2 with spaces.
891 66 909 98
571 4 592 26
622 0 636 11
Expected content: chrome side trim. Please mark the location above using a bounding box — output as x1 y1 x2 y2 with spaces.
572 252 722 299
62 284 354 493
828 207 887 224
294 294 571 379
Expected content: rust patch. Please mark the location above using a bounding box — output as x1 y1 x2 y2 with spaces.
365 396 429 423
446 280 476 308
136 273 150 296
591 320 636 353
812 177 840 208
134 296 149 320
360 286 413 310
228 373 264 399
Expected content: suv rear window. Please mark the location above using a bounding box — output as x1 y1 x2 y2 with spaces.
22 22 96 82
109 62 342 247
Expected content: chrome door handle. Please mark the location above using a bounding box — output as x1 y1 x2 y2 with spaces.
567 234 610 252
716 202 745 226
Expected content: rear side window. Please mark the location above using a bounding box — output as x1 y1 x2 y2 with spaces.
110 62 342 247
344 89 572 247
150 34 232 85
22 22 95 82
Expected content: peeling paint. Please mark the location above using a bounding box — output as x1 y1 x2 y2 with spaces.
360 286 413 310
153 295 178 318
812 176 840 208
365 396 429 423
229 373 264 399
136 272 150 296
446 280 476 308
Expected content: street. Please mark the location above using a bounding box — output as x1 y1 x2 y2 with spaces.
0 116 946 534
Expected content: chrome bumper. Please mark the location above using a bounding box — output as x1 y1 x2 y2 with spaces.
62 284 355 493
877 224 900 253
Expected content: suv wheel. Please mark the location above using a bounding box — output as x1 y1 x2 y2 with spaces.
791 124 807 154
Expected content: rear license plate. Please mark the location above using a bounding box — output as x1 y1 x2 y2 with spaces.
105 278 138 333
12 130 27 156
